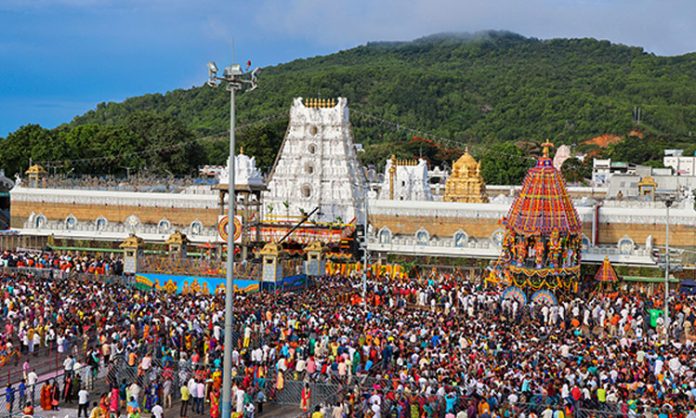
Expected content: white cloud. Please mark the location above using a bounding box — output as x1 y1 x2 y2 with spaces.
252 0 696 55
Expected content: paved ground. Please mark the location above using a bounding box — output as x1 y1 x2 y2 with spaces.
27 402 300 418
158 398 301 418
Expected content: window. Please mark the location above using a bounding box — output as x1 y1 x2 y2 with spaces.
415 228 429 245
308 144 317 154
65 215 77 230
301 184 312 198
453 231 468 248
581 235 591 249
34 214 47 229
190 220 203 236
95 217 107 232
378 228 392 244
158 219 171 234
305 162 315 175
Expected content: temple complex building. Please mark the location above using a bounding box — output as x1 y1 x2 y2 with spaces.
2 96 695 271
377 155 432 201
443 149 487 203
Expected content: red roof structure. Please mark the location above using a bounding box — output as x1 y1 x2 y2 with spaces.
503 142 582 236
595 256 619 283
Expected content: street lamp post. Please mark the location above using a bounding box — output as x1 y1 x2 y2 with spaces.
206 61 258 418
362 188 368 308
664 198 673 344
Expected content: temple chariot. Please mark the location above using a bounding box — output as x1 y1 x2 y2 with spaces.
490 142 583 305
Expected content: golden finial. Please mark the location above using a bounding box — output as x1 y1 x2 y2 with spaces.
240 146 245 155
541 140 554 158
321 98 327 107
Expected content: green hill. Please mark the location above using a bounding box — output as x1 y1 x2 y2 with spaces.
2 31 696 179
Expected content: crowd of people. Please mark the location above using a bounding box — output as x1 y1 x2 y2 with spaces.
1 251 696 418
1 250 123 276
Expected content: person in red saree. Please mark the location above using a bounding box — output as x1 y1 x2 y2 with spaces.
40 382 52 410
300 383 311 413
51 380 61 410
209 388 220 418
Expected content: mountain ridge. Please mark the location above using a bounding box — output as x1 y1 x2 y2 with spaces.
2 31 695 179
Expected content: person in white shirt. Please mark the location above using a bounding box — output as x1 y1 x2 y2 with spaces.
196 381 205 414
151 403 163 418
78 388 89 418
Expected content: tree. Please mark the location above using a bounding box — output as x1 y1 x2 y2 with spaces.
0 125 58 177
479 143 532 185
608 137 662 165
561 157 591 184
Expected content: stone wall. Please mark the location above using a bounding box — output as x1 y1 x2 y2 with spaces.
11 201 218 229
370 215 696 249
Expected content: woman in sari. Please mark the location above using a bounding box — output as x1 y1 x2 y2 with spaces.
144 383 159 413
40 382 51 410
51 380 61 410
275 370 284 392
300 383 311 413
209 388 220 418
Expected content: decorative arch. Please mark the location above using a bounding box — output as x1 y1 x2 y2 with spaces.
190 220 203 236
490 228 505 247
617 235 635 255
415 228 430 246
95 216 108 232
378 227 392 244
453 230 469 248
65 215 77 230
124 215 140 233
158 218 171 234
34 214 47 229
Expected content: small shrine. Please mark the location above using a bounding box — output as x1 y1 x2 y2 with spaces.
25 164 47 188
638 176 657 201
443 149 488 203
165 230 189 258
492 142 583 296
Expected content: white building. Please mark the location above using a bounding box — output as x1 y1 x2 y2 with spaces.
592 158 635 186
262 97 366 224
217 151 265 188
377 157 433 201
664 149 696 176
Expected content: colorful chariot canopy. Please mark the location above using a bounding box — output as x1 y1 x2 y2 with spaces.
502 141 582 236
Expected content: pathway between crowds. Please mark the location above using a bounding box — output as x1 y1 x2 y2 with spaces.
158 399 302 418
26 403 300 418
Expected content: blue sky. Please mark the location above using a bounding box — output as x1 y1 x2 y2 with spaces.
1 0 695 137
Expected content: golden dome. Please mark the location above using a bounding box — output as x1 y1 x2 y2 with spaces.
453 150 478 171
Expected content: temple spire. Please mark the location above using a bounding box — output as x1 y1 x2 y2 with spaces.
541 141 554 158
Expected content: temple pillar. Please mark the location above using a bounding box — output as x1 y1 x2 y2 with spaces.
303 241 326 277
260 242 284 284
120 234 144 274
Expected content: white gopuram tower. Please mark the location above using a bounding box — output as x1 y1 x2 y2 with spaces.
263 97 366 224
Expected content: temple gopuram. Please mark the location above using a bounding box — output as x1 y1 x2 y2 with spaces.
443 149 488 203
491 142 583 301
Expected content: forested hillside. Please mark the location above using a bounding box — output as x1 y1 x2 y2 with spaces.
2 31 696 181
